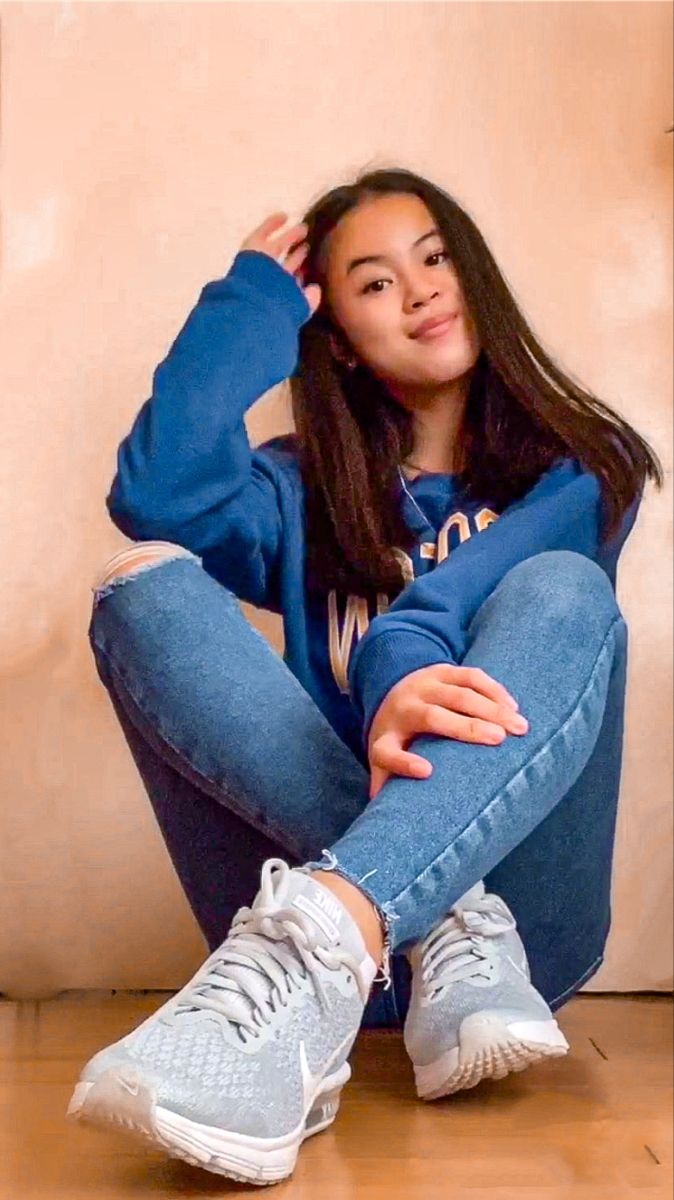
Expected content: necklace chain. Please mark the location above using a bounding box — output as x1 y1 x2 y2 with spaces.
397 466 430 525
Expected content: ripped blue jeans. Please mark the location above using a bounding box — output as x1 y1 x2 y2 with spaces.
89 545 628 1029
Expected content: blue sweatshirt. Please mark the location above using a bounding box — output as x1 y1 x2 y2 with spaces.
107 250 642 768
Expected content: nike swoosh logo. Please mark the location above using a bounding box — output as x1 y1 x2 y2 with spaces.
508 954 531 983
299 1040 321 1111
299 1032 353 1112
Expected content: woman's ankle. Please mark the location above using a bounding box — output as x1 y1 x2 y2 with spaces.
309 870 385 968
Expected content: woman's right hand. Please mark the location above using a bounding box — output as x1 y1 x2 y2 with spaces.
367 663 530 799
239 213 322 314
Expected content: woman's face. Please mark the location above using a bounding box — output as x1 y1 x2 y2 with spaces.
322 193 481 394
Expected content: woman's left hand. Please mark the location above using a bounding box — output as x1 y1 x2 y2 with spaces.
367 662 525 800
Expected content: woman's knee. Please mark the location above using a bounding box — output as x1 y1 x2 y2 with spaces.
91 541 202 598
88 541 205 670
495 551 620 622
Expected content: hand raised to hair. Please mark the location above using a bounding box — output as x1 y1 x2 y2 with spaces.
240 212 322 314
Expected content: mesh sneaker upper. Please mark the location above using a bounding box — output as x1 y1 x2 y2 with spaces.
77 859 375 1137
404 884 553 1065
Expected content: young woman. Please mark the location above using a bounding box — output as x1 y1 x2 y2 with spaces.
67 167 663 1183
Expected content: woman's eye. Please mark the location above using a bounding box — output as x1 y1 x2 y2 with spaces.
361 251 450 295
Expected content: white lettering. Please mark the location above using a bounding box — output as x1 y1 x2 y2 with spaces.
327 509 500 694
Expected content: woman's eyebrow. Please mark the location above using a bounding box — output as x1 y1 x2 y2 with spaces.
346 228 440 275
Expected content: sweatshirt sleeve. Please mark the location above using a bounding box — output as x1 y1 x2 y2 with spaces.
106 250 312 609
347 457 642 748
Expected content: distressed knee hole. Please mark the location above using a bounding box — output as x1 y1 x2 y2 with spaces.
91 542 201 603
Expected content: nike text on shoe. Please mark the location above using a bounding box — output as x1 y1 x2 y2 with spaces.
66 858 378 1185
403 880 570 1100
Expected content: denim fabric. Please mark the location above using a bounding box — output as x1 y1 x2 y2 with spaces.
88 549 628 1028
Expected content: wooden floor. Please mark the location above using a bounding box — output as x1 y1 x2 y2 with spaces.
1 991 671 1199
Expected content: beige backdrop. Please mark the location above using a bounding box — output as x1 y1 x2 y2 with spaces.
1 2 671 1001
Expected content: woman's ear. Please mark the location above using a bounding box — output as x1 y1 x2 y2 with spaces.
328 333 357 370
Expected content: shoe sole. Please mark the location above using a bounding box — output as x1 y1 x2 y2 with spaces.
413 1013 570 1100
66 1060 350 1185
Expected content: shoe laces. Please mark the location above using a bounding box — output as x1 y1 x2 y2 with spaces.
419 893 516 995
171 859 370 1042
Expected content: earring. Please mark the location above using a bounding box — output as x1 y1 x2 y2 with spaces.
336 350 357 371
329 335 357 371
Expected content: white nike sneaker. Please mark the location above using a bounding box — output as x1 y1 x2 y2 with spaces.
66 859 378 1185
404 881 570 1100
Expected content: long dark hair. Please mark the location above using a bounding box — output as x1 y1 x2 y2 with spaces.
288 166 663 600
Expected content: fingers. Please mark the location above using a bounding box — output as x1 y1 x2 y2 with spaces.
241 215 322 312
369 764 389 801
425 663 519 711
369 732 433 783
417 703 508 745
423 680 528 736
256 212 305 242
257 212 290 232
366 664 530 794
268 217 308 259
243 213 310 264
284 241 309 276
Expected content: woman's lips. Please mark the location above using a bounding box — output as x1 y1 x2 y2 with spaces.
413 314 458 341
